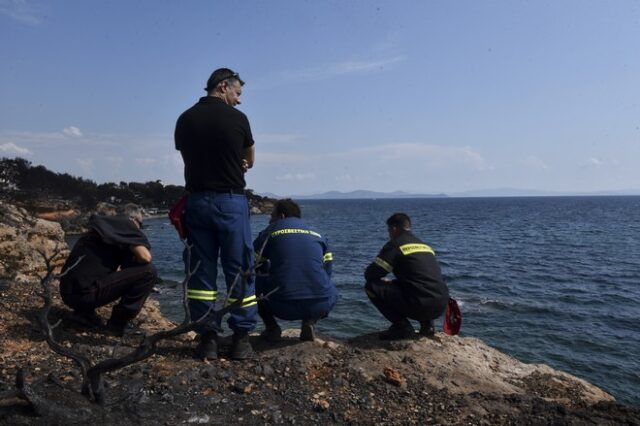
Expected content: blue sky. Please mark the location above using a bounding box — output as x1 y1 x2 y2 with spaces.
1 0 639 195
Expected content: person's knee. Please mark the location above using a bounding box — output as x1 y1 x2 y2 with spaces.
140 263 158 291
364 281 377 299
145 262 158 279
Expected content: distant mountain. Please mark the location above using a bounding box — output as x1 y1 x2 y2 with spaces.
449 187 640 197
290 190 447 200
257 192 284 199
258 187 640 200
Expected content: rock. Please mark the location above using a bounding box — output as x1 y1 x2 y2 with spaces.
0 202 68 281
187 414 210 424
383 367 406 387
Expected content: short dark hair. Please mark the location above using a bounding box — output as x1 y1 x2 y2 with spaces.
205 68 244 92
274 199 301 218
386 213 411 230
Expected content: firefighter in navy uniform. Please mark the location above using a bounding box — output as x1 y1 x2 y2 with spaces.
364 213 449 340
253 199 337 342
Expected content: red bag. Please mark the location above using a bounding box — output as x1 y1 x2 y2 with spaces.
443 297 462 336
168 195 188 239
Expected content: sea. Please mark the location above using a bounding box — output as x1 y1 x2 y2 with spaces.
140 196 640 406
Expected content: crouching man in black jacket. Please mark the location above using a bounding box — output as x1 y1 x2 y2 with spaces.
364 213 449 340
59 204 158 336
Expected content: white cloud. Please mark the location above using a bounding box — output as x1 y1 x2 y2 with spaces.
0 142 32 155
281 56 406 82
276 172 315 182
63 126 83 137
0 0 43 25
333 143 490 171
584 157 603 168
105 156 124 169
135 158 158 166
256 133 303 145
76 158 94 175
247 142 491 194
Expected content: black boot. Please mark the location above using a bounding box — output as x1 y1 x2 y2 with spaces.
106 317 136 337
230 331 254 360
378 321 415 340
195 331 218 360
70 310 103 329
419 319 435 337
300 319 317 342
258 303 282 342
260 324 282 343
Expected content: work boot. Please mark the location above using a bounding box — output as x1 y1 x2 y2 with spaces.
260 324 282 343
419 319 435 337
106 317 137 337
378 322 415 340
195 331 218 360
229 332 254 360
70 310 103 329
300 319 317 342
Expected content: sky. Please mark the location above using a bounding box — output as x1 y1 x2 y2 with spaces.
1 0 639 196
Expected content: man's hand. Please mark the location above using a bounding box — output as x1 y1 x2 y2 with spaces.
241 159 249 173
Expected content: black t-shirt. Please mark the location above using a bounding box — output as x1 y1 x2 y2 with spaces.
364 231 449 304
175 96 254 192
59 215 150 294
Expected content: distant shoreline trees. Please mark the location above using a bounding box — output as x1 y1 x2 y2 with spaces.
0 157 270 211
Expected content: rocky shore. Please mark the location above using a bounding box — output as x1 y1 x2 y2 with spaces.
17 192 275 235
1 202 638 425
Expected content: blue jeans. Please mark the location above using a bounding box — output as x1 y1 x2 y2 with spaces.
184 192 256 333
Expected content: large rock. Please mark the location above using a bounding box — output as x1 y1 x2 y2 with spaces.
0 202 68 282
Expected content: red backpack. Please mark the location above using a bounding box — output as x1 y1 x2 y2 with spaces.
443 297 462 335
168 195 188 239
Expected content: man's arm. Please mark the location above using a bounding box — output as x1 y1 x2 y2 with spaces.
364 242 396 282
130 245 152 264
242 145 255 171
322 240 333 277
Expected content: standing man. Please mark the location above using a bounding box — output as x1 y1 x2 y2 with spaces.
253 199 337 342
364 213 449 340
175 68 257 360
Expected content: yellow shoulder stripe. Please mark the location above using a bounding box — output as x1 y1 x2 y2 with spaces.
399 243 435 256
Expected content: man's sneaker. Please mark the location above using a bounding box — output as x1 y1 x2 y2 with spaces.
378 323 415 340
229 332 254 360
260 325 282 343
419 320 435 337
300 319 317 342
70 310 103 329
195 331 218 360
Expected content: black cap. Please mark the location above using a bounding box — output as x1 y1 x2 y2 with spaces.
205 68 244 92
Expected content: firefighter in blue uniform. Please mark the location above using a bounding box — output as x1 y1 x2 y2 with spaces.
365 213 449 340
253 199 337 342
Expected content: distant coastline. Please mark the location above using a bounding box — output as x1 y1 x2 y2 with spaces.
260 188 640 200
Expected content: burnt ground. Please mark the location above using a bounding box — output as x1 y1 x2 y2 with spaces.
1 278 639 426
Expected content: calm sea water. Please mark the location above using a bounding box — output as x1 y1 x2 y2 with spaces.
143 196 640 406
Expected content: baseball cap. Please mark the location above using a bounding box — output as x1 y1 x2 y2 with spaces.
205 68 244 91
